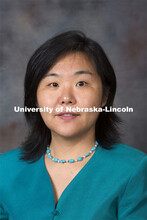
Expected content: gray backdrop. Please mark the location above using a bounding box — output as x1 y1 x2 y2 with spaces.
0 0 147 153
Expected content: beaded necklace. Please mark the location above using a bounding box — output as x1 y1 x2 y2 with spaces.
46 141 99 163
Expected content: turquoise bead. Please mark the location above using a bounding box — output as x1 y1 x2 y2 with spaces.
48 155 53 159
85 152 90 157
95 141 98 145
46 149 50 154
60 160 66 163
46 141 99 164
77 157 83 161
68 159 75 163
91 147 96 151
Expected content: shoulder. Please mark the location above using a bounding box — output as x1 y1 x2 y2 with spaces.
100 143 147 174
103 143 146 160
0 147 28 183
108 143 146 159
0 147 21 158
0 147 23 168
0 147 43 203
0 147 42 181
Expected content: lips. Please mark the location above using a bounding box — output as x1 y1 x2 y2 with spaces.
56 112 80 120
57 112 80 116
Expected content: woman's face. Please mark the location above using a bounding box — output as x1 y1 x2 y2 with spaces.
37 52 106 139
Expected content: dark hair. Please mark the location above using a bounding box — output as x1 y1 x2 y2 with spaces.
19 30 121 163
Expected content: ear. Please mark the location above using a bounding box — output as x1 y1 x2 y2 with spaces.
36 99 38 107
101 92 108 107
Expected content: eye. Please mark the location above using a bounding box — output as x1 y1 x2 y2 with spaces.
76 81 87 87
48 82 59 87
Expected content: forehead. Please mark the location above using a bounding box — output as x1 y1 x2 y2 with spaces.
48 52 97 73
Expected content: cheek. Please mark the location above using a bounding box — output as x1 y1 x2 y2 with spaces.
37 90 55 108
77 89 103 108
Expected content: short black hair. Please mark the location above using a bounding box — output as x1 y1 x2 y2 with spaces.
19 30 121 163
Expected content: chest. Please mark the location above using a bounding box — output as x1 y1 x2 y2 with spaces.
45 163 83 205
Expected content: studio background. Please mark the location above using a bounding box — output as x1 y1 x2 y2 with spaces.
0 0 146 153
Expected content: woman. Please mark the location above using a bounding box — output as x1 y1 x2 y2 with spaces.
0 31 147 219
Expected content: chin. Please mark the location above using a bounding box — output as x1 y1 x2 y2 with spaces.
51 126 92 139
53 131 80 139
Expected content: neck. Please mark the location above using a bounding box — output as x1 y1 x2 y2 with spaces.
49 132 96 160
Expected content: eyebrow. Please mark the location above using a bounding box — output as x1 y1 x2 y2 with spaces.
44 70 93 78
74 70 93 76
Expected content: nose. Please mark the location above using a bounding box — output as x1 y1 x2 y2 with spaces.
59 86 76 105
61 97 72 104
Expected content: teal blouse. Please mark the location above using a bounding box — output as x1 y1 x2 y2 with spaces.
0 143 147 220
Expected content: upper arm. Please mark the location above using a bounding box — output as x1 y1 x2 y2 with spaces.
118 156 147 220
0 205 9 220
0 154 9 219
